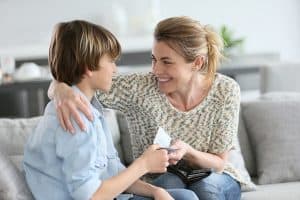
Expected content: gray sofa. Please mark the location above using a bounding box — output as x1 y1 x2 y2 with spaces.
1 92 300 200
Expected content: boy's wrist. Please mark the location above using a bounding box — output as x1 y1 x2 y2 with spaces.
152 187 167 198
134 156 149 174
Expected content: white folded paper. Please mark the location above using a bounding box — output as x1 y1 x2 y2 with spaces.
153 127 171 148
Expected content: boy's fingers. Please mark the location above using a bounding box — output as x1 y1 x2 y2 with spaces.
151 144 160 149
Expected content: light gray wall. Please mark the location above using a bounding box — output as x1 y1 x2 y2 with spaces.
159 0 300 62
0 0 299 62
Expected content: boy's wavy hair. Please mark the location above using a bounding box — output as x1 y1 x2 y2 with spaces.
49 20 121 85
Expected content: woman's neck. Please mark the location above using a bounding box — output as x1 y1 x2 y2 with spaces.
166 74 211 111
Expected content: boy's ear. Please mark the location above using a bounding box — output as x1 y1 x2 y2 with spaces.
85 68 93 77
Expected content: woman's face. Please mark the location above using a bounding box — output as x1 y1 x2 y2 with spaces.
152 41 195 95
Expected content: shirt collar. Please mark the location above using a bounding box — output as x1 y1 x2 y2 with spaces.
71 86 104 118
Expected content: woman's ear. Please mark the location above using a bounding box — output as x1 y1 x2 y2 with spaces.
192 56 205 71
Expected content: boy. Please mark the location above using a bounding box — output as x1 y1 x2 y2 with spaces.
23 20 197 200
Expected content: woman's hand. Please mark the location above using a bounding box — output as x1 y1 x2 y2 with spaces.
49 80 93 133
139 144 169 173
168 140 192 165
153 187 174 200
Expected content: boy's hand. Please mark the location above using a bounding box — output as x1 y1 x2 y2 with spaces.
140 144 169 173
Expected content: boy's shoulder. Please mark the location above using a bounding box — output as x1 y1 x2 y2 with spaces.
43 100 94 135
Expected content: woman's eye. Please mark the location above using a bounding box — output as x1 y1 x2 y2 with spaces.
163 61 172 65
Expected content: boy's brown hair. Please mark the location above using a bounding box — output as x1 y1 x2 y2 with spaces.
49 20 121 85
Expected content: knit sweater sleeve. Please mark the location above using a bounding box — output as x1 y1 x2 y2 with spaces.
208 80 241 154
95 74 140 113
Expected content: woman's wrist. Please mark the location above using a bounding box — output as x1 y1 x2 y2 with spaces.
183 144 196 160
184 143 193 156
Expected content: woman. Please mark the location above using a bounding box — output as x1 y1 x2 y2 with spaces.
50 16 249 199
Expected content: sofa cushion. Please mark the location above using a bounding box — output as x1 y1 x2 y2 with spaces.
238 109 256 176
228 135 256 191
242 98 300 184
0 151 33 200
0 117 40 157
116 111 133 166
260 92 300 101
242 181 300 200
103 109 124 162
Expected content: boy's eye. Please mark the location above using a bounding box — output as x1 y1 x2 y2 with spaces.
163 61 172 65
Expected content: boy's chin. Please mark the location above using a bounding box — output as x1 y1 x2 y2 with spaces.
99 86 111 93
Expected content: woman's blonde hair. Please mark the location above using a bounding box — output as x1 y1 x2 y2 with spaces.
49 20 121 85
154 16 224 81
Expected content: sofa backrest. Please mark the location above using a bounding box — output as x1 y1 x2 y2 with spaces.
0 109 125 171
238 92 300 179
0 117 41 171
238 109 256 177
260 63 300 93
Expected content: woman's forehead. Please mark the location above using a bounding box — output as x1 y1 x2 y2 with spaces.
152 41 180 58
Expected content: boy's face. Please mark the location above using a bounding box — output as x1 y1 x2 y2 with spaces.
91 54 117 92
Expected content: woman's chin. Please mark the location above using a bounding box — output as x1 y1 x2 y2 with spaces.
158 84 172 94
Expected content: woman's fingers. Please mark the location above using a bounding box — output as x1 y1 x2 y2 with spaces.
70 95 93 131
60 103 75 134
79 95 93 121
57 106 67 131
70 104 85 132
168 159 178 165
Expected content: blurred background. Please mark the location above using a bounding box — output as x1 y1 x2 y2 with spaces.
0 0 299 61
0 0 299 117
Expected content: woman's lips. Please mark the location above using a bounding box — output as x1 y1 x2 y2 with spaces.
158 77 171 82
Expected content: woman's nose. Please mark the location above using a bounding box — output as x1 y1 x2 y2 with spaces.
152 62 160 74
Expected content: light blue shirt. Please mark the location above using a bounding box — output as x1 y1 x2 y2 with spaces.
23 86 128 200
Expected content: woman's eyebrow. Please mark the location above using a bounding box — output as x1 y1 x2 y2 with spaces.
160 57 171 60
152 54 172 60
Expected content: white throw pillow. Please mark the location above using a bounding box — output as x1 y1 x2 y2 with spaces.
0 151 33 200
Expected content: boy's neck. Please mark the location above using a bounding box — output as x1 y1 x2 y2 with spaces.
76 81 95 102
